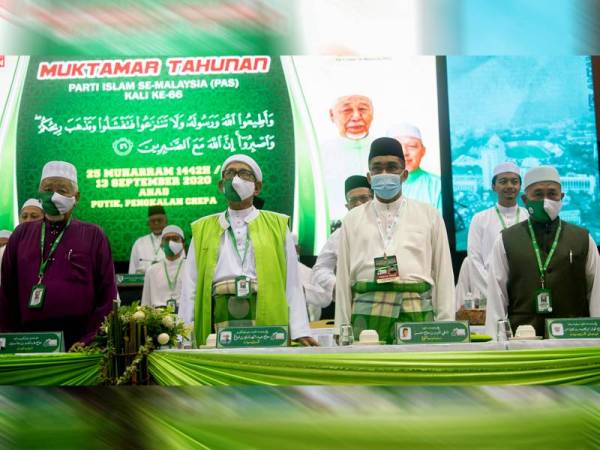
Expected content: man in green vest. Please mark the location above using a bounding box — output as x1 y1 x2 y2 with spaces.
485 165 600 338
179 154 317 346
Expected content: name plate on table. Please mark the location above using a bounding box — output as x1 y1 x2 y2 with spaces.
546 318 600 339
116 274 145 285
217 326 288 348
395 321 470 344
0 332 64 353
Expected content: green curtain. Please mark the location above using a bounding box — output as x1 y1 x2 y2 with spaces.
0 353 102 386
148 347 600 386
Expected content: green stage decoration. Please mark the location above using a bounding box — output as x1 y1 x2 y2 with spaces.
148 347 600 386
0 353 101 386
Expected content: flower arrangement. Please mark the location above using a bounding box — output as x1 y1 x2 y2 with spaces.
91 300 191 385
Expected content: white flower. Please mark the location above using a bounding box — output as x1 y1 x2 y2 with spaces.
132 311 145 321
157 333 170 345
162 315 175 329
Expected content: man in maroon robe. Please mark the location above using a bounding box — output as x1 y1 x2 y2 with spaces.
0 161 117 349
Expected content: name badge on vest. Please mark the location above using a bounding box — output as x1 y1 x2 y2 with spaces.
374 255 399 283
535 288 553 314
29 284 46 309
235 276 250 298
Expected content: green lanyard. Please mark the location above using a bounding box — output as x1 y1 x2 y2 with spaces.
150 234 162 256
495 206 520 230
225 212 250 270
38 218 72 283
526 218 562 288
163 258 183 292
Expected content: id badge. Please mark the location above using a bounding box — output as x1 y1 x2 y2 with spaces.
166 298 178 312
235 276 250 298
29 284 46 309
374 255 400 284
535 288 553 314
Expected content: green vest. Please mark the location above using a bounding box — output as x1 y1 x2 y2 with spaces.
190 210 290 345
502 219 589 336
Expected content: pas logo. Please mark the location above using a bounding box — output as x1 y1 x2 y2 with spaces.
0 55 4 68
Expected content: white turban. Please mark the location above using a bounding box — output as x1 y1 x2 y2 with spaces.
21 198 43 211
41 161 78 184
523 166 561 191
386 123 422 140
493 162 520 177
0 230 12 239
161 225 184 239
221 154 263 182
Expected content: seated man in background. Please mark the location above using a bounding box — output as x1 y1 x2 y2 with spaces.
179 154 316 346
486 165 600 338
19 199 44 224
0 161 117 349
336 137 454 344
311 175 373 316
128 205 168 274
141 225 186 311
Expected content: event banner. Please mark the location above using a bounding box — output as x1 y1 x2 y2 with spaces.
0 56 441 258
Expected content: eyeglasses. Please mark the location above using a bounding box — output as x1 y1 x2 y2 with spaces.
223 169 256 182
347 194 373 207
369 163 405 175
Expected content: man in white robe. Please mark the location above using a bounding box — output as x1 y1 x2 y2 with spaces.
141 225 186 309
128 205 168 274
455 162 529 311
335 137 455 343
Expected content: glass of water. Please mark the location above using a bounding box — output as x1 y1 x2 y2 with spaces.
496 319 513 342
339 324 354 346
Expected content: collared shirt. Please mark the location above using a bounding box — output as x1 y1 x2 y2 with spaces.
311 228 342 301
179 206 312 340
141 254 185 307
335 196 455 332
402 167 442 212
129 233 165 274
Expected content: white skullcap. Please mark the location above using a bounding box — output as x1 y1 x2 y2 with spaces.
161 225 184 239
0 230 12 239
21 198 43 211
523 166 561 191
386 123 422 140
41 161 78 184
493 162 520 177
221 154 263 182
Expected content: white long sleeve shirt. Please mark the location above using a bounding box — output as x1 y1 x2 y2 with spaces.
311 228 341 303
335 196 455 333
456 204 528 309
141 254 185 307
128 233 165 274
485 232 600 339
179 206 312 340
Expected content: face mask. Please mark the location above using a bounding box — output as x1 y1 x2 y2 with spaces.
370 174 402 200
162 241 183 257
527 198 562 223
39 191 76 216
223 176 255 202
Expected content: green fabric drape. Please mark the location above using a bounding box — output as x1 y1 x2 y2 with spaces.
148 347 600 386
0 353 102 386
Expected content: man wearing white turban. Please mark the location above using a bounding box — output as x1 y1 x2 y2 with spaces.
485 165 600 338
19 199 44 224
179 154 317 346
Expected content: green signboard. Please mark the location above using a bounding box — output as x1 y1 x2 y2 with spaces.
546 318 600 339
217 326 288 348
0 332 65 353
395 321 470 345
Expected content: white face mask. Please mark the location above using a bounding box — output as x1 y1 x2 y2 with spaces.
51 192 77 215
168 241 184 256
543 198 562 221
232 175 256 201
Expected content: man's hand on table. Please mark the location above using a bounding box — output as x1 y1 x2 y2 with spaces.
295 336 319 346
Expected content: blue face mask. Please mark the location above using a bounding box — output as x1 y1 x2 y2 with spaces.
370 174 403 200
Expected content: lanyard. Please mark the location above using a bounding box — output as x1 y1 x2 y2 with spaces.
372 199 404 256
495 206 520 230
526 218 562 288
150 234 162 255
225 212 250 270
38 218 72 282
163 258 183 293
